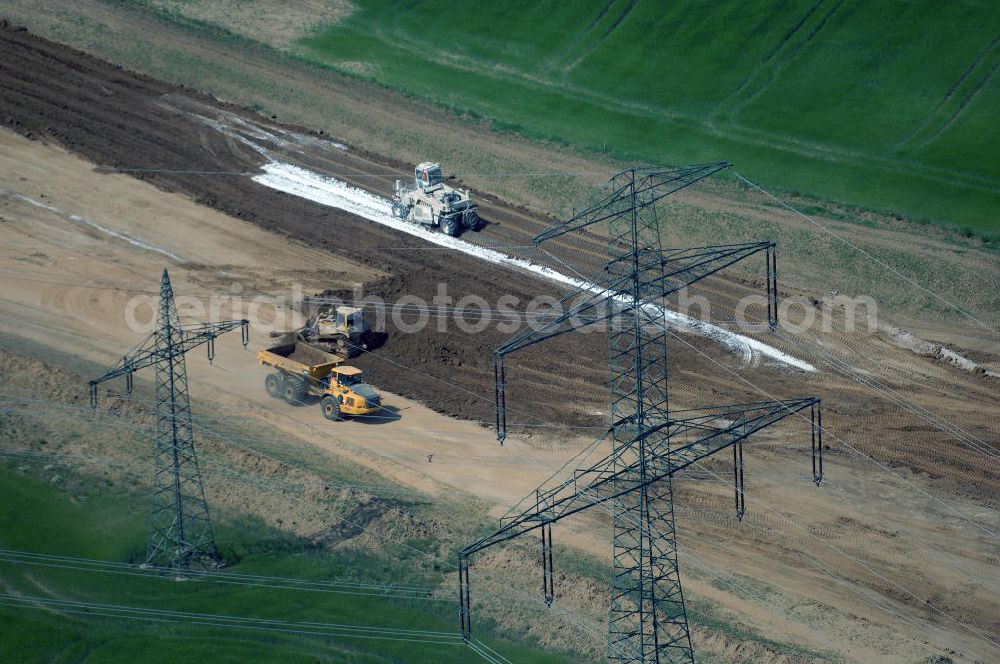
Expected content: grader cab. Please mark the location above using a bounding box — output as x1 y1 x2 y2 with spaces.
391 162 480 236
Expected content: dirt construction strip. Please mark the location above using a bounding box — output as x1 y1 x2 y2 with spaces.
0 22 999 662
0 22 997 499
0 21 805 425
2 109 999 664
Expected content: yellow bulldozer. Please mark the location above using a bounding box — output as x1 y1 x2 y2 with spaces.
299 303 376 358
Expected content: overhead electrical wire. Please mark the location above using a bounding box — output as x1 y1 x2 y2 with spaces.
734 171 997 335
0 592 466 645
0 549 445 601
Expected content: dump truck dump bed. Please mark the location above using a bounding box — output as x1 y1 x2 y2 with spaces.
258 340 344 380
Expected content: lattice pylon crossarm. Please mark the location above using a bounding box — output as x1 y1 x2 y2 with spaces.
534 163 732 244
493 238 777 442
465 398 818 562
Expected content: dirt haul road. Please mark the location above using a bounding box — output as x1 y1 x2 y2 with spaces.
0 23 998 662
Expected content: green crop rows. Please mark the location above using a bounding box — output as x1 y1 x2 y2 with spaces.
297 0 1000 234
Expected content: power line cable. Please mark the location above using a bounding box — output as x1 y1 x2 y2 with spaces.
0 592 465 644
733 171 997 335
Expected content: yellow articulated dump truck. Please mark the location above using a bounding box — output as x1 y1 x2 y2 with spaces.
258 338 381 421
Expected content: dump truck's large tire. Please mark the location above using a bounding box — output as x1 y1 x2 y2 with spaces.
265 372 284 398
283 378 308 405
321 396 344 421
442 216 460 237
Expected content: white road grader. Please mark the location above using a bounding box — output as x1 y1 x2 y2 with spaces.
391 162 480 236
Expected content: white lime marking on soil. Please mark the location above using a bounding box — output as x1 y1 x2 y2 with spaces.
8 191 183 262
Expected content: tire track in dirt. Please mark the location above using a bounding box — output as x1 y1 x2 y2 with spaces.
895 30 1000 150
711 0 826 121
724 0 845 123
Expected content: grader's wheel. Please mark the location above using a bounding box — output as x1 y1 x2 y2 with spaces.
442 216 460 237
391 200 410 220
462 209 480 230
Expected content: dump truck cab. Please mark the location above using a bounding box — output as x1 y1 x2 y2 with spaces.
324 366 380 419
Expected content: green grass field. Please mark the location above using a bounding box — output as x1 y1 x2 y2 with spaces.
0 464 574 663
295 0 1000 232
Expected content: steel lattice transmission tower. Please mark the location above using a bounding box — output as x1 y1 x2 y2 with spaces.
460 164 825 663
90 269 248 572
